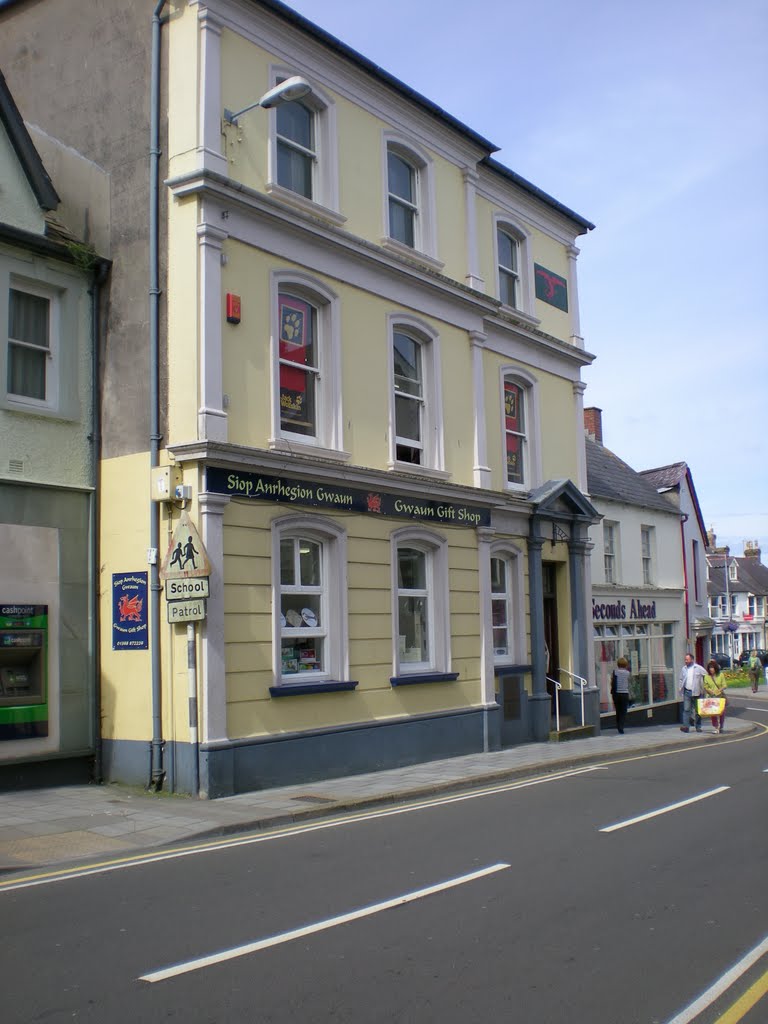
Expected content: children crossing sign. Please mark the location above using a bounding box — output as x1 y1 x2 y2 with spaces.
160 512 211 580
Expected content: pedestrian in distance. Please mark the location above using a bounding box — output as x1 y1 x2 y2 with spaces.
747 650 762 694
679 652 706 732
704 659 727 734
611 656 631 734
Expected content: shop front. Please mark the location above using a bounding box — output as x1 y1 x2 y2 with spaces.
593 591 683 726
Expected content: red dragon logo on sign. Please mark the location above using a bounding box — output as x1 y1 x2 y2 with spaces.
118 595 144 622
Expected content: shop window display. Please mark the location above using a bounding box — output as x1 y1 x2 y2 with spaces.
594 622 675 713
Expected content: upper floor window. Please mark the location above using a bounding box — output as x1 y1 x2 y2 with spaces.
266 72 340 219
729 562 738 581
387 150 418 248
503 377 527 486
493 216 534 316
271 274 344 456
604 522 618 583
641 526 654 585
7 284 58 409
393 330 423 464
692 539 700 600
276 99 315 199
382 136 438 263
389 316 444 474
497 228 520 309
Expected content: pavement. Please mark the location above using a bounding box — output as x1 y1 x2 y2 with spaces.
1 689 766 874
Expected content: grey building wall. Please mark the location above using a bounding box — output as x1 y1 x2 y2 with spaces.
0 0 167 459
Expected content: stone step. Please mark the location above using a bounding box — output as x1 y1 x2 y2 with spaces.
549 724 596 742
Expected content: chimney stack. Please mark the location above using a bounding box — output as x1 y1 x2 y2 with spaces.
744 540 761 560
584 406 603 445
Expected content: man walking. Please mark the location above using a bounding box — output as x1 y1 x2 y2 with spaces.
679 652 707 732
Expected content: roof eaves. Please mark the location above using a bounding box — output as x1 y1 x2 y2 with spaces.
253 0 497 154
481 156 595 233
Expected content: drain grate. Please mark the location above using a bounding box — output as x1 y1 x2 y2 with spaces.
291 794 335 804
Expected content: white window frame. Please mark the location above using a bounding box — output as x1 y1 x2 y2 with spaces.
641 525 654 585
729 562 738 582
488 544 524 666
604 521 619 584
4 276 60 412
387 314 446 477
269 271 346 459
492 214 535 317
499 367 541 492
381 133 440 265
391 526 450 677
271 515 348 686
266 67 341 222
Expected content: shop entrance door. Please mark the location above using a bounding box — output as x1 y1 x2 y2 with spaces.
542 563 559 714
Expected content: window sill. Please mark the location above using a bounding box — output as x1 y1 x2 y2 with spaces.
494 663 532 677
380 236 444 273
265 182 347 227
270 680 358 697
497 304 541 328
390 672 459 686
387 461 451 482
269 438 351 462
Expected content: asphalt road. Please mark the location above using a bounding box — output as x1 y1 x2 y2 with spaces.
3 703 767 1024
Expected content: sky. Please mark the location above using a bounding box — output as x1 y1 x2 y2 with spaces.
284 0 768 556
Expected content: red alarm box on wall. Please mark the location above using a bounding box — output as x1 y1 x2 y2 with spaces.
226 293 241 324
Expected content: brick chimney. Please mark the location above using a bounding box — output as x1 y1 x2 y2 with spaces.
744 540 761 560
584 406 603 445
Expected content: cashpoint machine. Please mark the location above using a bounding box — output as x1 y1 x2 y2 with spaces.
0 604 48 740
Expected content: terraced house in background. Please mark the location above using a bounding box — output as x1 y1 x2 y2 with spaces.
0 0 600 796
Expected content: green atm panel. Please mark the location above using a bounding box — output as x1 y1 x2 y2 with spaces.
0 604 48 741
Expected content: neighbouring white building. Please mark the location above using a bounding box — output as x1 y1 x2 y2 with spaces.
584 409 685 728
706 538 768 663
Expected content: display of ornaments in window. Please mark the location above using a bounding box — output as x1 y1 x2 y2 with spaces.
281 604 320 628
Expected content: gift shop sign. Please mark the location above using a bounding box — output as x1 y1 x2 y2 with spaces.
112 573 149 650
206 467 491 527
592 598 657 622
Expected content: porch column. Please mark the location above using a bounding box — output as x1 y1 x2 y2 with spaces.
568 522 600 728
528 517 550 741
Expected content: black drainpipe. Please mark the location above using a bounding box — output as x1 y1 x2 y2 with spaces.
148 0 169 791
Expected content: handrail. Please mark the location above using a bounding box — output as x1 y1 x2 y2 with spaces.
557 669 588 727
546 676 562 733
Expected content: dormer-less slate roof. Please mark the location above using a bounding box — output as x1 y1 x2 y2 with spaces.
639 461 708 540
0 66 59 211
586 437 680 515
707 556 768 597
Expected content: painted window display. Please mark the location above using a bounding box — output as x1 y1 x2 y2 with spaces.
279 536 325 676
278 294 317 437
504 379 525 485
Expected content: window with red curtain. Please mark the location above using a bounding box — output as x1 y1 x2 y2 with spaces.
278 294 317 437
504 379 525 485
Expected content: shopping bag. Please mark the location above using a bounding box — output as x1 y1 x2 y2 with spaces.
697 697 725 717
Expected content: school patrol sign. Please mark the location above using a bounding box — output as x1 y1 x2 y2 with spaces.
160 512 211 580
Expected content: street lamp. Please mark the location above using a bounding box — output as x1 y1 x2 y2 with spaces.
223 76 312 125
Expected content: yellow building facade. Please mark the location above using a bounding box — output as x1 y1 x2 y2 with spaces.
98 0 600 796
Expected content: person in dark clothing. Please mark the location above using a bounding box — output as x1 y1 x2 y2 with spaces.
611 657 631 734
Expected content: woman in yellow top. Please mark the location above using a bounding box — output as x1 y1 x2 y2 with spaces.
704 660 727 734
